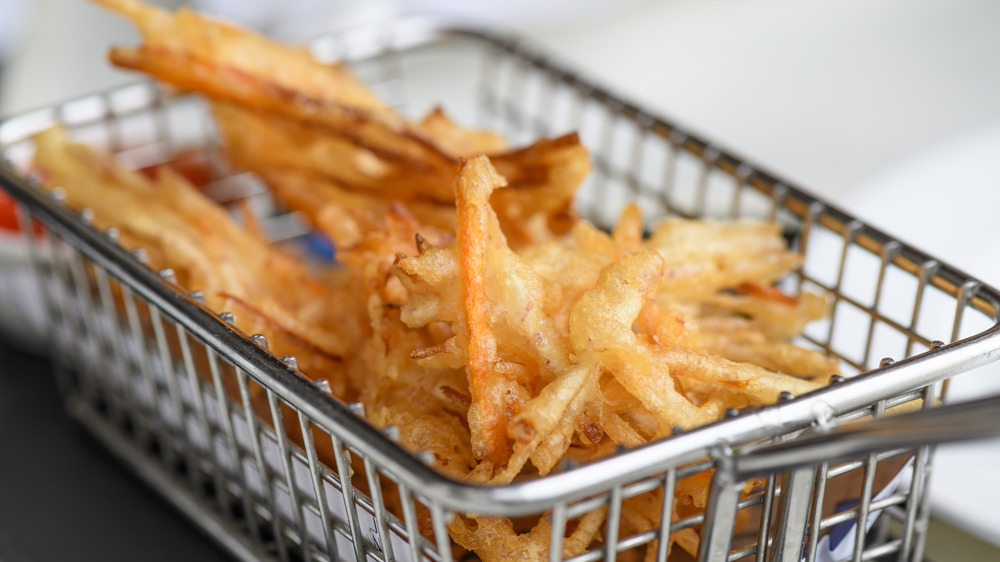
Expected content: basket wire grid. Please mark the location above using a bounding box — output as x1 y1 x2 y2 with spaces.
1 17 999 562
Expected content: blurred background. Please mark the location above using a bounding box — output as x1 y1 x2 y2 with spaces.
1 0 998 559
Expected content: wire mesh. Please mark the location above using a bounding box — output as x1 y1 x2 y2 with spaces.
0 18 998 562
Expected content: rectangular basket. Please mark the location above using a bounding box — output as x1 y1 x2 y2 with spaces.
1 17 998 562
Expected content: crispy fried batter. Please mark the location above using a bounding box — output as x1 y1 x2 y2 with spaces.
68 3 842 559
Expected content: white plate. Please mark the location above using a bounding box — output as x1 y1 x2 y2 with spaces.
847 122 1000 546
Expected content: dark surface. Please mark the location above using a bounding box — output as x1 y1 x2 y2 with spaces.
0 340 227 562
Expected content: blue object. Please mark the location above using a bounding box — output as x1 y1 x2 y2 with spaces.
828 500 859 550
305 231 336 261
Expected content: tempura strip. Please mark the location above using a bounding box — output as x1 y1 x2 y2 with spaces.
499 360 600 482
570 250 715 433
456 156 508 465
95 0 458 174
653 346 824 403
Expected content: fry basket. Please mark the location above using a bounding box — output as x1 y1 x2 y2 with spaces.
1 17 998 562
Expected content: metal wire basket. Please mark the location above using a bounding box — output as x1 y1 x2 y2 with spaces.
1 17 998 562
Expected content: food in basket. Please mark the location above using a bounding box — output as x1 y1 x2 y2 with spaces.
30 0 841 559
93 0 588 246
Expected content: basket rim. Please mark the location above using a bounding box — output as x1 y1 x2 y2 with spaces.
0 15 998 517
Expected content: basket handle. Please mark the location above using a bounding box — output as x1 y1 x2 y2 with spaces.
699 393 1000 562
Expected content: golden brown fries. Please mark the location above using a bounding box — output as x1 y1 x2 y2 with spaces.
449 506 608 562
98 0 589 247
397 159 831 485
63 1 843 559
210 99 588 246
93 0 431 155
32 127 357 397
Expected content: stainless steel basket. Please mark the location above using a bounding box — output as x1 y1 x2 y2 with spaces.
1 17 998 562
